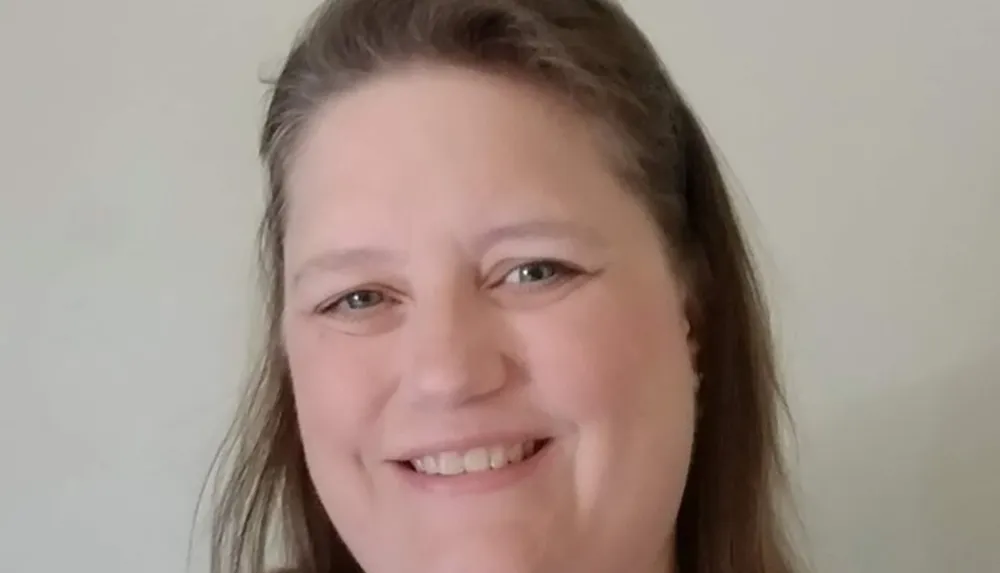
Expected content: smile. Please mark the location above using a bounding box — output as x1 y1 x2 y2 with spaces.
407 439 551 476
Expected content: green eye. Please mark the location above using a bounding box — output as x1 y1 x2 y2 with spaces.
503 261 569 285
326 289 385 314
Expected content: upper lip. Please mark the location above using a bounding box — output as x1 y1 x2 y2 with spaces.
388 432 551 462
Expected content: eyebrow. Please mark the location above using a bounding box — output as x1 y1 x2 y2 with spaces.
290 219 606 287
291 247 400 288
473 219 607 253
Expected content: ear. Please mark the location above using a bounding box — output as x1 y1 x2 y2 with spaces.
676 269 701 356
681 314 701 391
682 315 698 356
677 270 704 388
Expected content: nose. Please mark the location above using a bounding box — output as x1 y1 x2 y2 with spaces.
402 288 509 408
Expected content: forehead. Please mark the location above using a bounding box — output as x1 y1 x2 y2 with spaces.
283 65 641 250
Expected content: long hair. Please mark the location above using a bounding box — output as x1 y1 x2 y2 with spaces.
207 1 798 572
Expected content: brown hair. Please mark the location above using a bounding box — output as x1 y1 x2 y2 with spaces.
206 1 798 572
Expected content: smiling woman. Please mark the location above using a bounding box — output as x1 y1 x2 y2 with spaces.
207 1 799 573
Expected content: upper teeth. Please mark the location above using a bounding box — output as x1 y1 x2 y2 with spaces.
411 441 539 476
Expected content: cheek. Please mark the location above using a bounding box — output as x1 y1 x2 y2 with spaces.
283 321 391 458
523 270 697 550
526 273 696 422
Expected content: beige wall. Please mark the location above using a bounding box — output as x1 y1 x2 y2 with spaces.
1 0 997 571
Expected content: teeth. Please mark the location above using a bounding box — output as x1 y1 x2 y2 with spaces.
509 442 524 463
438 452 464 475
420 455 437 474
464 448 490 472
488 446 506 469
409 440 542 476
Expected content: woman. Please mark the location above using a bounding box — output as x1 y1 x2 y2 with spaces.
208 0 799 572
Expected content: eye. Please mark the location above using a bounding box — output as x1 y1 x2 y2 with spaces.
499 260 579 286
318 288 389 317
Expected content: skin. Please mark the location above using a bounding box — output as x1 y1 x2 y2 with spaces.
281 64 698 573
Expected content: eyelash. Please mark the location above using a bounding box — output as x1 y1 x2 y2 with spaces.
315 259 584 318
316 288 395 318
489 259 582 288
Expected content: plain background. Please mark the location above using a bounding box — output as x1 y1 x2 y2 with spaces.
1 0 997 571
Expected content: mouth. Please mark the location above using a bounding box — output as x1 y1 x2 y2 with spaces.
398 438 553 477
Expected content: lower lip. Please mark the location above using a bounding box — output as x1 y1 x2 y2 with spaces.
392 441 554 495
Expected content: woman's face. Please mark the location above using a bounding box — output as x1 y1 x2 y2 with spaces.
282 65 698 573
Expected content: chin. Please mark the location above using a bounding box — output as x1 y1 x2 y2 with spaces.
420 546 549 573
369 533 557 573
